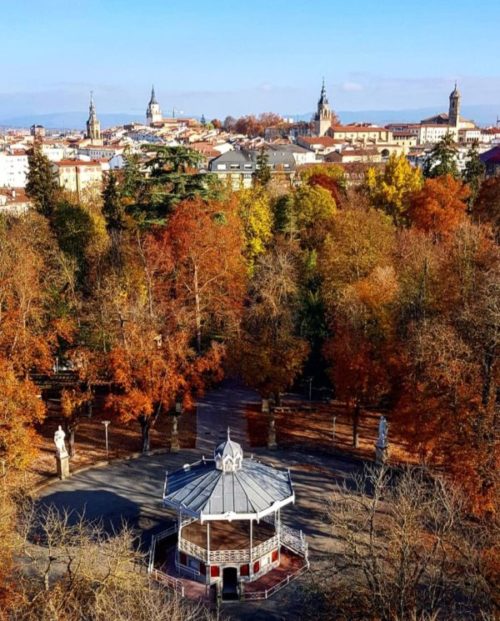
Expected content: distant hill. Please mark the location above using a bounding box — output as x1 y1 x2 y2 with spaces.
0 104 498 130
0 112 141 130
293 104 499 127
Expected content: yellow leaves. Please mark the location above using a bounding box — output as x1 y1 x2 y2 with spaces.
237 188 273 270
365 154 423 225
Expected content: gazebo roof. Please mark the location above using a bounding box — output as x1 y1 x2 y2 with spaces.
163 454 294 521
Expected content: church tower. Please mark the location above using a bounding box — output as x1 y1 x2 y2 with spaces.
449 82 461 127
86 92 101 143
314 79 332 136
146 85 163 125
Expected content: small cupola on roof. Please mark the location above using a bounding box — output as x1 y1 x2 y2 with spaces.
214 428 243 472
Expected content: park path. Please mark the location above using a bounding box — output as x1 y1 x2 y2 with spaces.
195 379 260 454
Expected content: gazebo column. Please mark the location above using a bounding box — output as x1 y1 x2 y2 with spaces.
277 509 281 564
177 509 182 567
249 519 253 570
206 521 210 565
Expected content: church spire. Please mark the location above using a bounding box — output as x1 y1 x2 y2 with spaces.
146 85 163 126
86 91 101 142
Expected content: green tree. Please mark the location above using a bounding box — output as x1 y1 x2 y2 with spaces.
254 147 272 186
25 145 59 217
143 145 206 215
462 140 485 206
102 171 126 231
365 154 423 225
423 132 459 179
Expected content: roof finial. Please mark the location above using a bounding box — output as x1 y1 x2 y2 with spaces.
227 426 231 441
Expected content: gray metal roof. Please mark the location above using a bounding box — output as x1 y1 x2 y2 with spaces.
163 457 294 520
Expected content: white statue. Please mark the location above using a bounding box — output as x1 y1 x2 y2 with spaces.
54 425 68 458
377 416 388 448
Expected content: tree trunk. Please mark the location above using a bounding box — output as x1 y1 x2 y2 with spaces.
64 420 76 458
352 403 360 448
193 263 202 353
69 427 76 458
140 418 151 453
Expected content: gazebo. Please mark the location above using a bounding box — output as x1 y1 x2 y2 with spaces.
159 430 308 599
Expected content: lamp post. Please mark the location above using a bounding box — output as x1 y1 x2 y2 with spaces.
102 421 110 461
332 415 337 444
307 377 313 403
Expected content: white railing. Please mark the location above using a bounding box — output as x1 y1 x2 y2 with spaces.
148 523 179 572
178 533 280 564
250 535 279 560
150 568 185 596
178 537 208 562
175 561 200 579
243 564 309 600
280 524 308 558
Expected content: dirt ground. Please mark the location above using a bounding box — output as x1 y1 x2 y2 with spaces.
245 400 418 464
27 394 197 488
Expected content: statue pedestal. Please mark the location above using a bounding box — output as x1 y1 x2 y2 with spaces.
375 443 388 465
170 417 180 453
267 417 277 450
56 454 70 480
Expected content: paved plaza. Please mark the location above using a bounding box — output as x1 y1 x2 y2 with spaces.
37 382 362 620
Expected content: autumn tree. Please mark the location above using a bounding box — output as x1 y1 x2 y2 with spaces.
393 222 499 510
408 174 469 238
0 358 45 471
302 163 346 208
166 197 246 352
273 184 336 248
473 175 500 241
423 132 459 179
237 187 273 270
234 241 309 408
302 465 499 620
365 154 423 226
319 207 396 444
0 213 74 378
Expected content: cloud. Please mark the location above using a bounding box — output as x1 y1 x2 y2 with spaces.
341 81 363 92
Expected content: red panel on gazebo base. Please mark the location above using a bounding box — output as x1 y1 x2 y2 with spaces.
240 563 249 576
253 560 260 574
210 565 220 578
179 552 187 566
272 549 278 562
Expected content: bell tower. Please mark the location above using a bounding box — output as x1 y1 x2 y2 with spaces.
449 82 461 128
314 79 332 136
146 85 163 125
86 92 101 143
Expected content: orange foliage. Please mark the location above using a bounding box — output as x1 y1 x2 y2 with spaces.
408 175 469 238
0 356 45 470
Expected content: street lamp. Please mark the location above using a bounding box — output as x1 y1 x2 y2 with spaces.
102 421 110 461
306 377 313 403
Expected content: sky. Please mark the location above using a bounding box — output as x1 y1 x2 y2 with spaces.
1 0 499 121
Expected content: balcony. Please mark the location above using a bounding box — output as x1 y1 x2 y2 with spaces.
177 519 307 563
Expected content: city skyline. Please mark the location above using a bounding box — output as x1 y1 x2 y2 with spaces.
1 0 500 121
